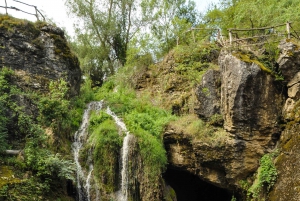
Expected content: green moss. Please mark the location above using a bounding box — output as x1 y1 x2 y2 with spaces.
0 14 40 38
164 182 177 201
88 111 122 194
0 166 22 188
50 34 79 69
232 52 273 74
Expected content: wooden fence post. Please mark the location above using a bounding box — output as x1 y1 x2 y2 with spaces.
229 30 232 45
5 0 8 15
286 21 291 39
192 29 195 43
34 6 39 21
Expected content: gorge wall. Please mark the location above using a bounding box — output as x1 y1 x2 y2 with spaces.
0 15 81 200
2 14 300 201
163 40 300 200
0 15 81 96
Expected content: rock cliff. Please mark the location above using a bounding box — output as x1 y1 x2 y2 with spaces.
0 16 81 96
164 49 284 190
162 41 300 200
0 15 81 201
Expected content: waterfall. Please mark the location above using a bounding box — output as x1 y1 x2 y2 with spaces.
106 107 133 201
73 101 103 201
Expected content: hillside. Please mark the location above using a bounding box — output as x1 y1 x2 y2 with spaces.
1 6 300 201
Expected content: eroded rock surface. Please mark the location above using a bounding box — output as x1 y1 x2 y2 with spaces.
195 69 221 120
164 49 285 194
277 40 300 84
0 22 81 96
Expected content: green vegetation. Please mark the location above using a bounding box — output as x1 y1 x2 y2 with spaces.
67 0 200 86
95 82 175 181
0 67 13 152
168 114 228 146
240 151 278 200
203 0 300 33
88 111 122 193
0 67 94 200
232 49 284 81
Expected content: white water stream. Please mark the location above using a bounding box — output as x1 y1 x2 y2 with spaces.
73 102 132 201
73 101 103 201
106 107 133 201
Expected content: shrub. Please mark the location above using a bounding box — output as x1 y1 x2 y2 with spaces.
247 152 278 199
88 111 122 192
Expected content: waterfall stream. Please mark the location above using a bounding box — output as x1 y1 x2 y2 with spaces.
106 107 132 201
73 102 132 201
73 101 103 201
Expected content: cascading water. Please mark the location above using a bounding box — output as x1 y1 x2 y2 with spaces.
106 107 133 201
73 101 103 201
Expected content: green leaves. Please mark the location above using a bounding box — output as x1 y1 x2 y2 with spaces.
204 0 300 32
247 152 278 199
0 67 16 152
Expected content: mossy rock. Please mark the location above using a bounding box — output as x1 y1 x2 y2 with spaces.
0 166 22 188
232 52 272 74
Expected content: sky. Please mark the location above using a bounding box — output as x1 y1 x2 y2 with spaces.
0 0 220 36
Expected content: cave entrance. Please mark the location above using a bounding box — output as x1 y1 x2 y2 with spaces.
163 168 234 201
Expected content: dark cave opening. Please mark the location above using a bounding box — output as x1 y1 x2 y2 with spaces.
163 168 235 201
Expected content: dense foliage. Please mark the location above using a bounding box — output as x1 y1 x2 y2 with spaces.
95 81 175 180
67 0 200 86
203 0 300 31
0 67 95 200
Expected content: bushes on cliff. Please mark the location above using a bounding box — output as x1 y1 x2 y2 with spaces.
0 67 17 152
240 151 278 200
88 111 122 193
0 68 77 200
95 81 174 182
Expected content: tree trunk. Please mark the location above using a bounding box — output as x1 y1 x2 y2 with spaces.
4 150 22 155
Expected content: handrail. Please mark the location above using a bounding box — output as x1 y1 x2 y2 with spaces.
1 0 45 21
178 21 299 47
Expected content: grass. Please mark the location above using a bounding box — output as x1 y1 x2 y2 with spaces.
168 114 230 146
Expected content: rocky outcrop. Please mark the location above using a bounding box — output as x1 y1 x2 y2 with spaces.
277 40 300 84
219 51 283 141
0 18 81 96
164 49 285 196
269 124 300 201
195 69 221 120
269 40 300 201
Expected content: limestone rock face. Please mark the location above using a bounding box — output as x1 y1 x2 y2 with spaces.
277 40 300 84
0 22 81 96
219 51 283 138
283 72 300 120
269 124 300 201
164 50 285 193
195 69 221 120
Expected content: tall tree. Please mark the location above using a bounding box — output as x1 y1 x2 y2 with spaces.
66 0 200 85
150 0 200 57
66 0 157 85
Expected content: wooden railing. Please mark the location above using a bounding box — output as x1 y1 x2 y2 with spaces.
178 21 300 47
0 0 45 21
